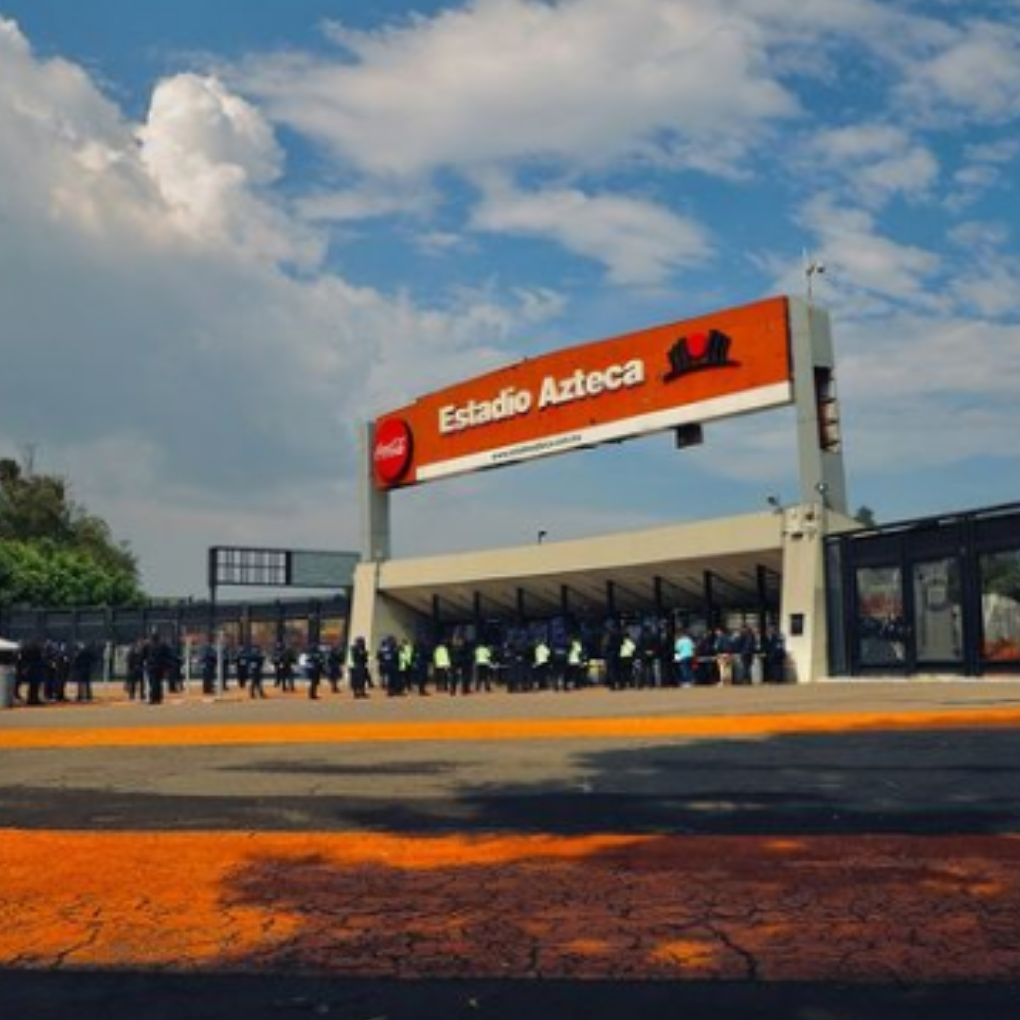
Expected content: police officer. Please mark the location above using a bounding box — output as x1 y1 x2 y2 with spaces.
71 642 96 702
145 631 174 705
306 645 324 699
327 645 344 693
474 640 494 692
565 636 585 691
248 645 267 699
533 637 551 690
618 631 637 689
18 639 46 706
433 639 451 693
349 637 371 698
378 636 400 696
126 640 146 701
411 638 430 696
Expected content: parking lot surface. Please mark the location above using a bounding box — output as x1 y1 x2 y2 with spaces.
2 681 1020 1017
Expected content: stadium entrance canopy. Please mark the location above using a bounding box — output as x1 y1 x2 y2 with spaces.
349 295 852 681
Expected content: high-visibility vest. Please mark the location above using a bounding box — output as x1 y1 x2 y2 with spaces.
620 637 636 659
475 644 492 666
534 642 551 666
434 644 451 669
568 641 583 665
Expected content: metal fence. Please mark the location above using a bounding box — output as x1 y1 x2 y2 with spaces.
0 594 350 676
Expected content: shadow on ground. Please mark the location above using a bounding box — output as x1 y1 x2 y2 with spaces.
2 970 1020 1020
3 727 1020 835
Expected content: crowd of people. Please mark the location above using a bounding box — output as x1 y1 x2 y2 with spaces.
9 638 102 706
352 622 789 698
7 620 789 707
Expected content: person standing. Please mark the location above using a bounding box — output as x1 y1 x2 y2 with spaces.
378 636 400 696
248 645 267 699
397 638 414 696
145 631 173 705
433 639 451 693
412 638 430 696
349 637 371 698
763 626 787 683
673 629 695 688
565 636 585 691
474 640 494 693
618 632 637 689
327 645 344 694
306 645 324 699
736 625 757 685
201 645 218 695
71 642 95 702
126 640 146 701
18 639 46 706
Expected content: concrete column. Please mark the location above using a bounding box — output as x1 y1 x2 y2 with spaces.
788 298 849 515
348 561 423 653
779 502 829 682
360 421 392 562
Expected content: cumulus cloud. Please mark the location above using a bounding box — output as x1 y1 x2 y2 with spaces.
2 1 1019 593
138 74 323 267
0 14 547 591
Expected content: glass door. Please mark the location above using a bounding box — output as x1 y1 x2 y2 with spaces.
913 558 963 665
855 566 907 669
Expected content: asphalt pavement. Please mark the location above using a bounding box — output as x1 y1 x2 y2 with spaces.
2 680 1020 1018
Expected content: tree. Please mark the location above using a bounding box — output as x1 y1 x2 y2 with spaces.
854 505 877 528
0 456 143 607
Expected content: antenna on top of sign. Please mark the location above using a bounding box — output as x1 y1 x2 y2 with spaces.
803 249 825 305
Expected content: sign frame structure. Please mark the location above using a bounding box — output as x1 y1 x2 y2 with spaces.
372 296 795 490
207 547 360 595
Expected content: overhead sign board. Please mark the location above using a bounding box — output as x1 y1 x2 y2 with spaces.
373 296 794 490
208 547 359 590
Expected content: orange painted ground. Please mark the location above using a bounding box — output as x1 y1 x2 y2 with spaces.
2 829 1020 982
4 705 1020 749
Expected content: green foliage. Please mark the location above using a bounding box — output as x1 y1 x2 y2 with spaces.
854 505 877 528
982 550 1020 604
0 456 143 608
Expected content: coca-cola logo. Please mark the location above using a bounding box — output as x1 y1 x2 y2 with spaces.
374 418 413 485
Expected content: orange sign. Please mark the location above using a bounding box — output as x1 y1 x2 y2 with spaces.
374 296 793 489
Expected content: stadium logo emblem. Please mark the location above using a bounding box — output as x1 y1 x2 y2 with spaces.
663 329 738 382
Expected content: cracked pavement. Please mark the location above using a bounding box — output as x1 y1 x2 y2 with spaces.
2 682 1020 1017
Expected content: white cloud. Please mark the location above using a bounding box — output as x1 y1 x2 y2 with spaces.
897 19 1020 122
472 177 710 287
837 313 1020 471
239 0 798 179
297 184 435 224
0 14 550 593
805 123 939 207
800 197 943 310
947 137 1020 210
138 74 322 268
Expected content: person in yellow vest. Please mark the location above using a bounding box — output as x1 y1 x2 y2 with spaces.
533 638 551 690
395 638 413 696
433 640 451 693
566 636 585 691
474 640 494 692
618 632 637 689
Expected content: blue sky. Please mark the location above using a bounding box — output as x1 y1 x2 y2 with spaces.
0 0 1018 595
